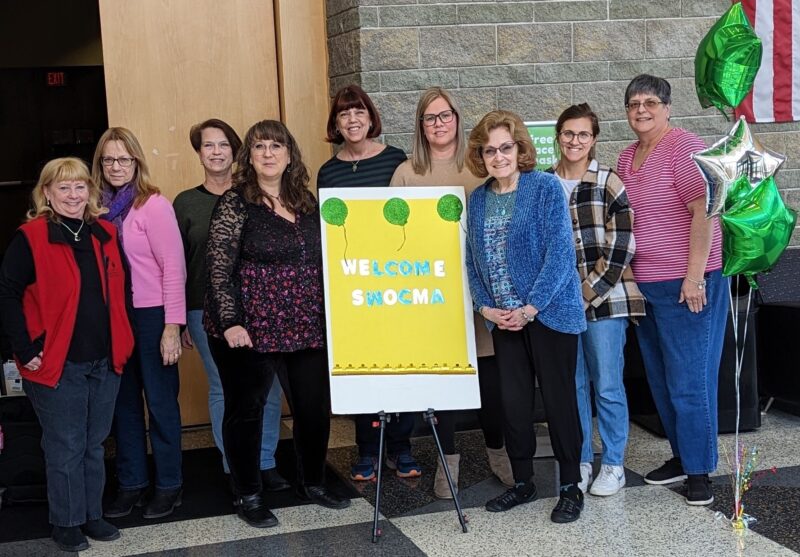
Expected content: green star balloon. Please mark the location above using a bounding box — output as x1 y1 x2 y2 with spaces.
695 2 762 115
721 176 797 278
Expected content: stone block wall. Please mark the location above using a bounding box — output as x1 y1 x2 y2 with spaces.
326 0 800 245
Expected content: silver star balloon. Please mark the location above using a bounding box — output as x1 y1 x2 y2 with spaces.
692 116 785 217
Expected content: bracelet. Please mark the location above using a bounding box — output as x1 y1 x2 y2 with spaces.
521 309 536 323
685 276 707 290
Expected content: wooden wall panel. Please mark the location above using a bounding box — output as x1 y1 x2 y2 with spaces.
98 0 281 426
275 0 332 190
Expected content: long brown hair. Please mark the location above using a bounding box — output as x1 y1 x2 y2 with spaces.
28 157 106 223
233 120 316 214
92 127 160 208
411 87 467 175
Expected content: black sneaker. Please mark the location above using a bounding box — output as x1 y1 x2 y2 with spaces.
644 457 687 485
686 474 714 506
81 518 120 541
143 488 182 519
236 493 279 528
52 526 89 552
485 481 537 512
551 485 584 523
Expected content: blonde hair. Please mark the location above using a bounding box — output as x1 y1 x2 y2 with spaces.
466 110 537 178
92 127 160 208
411 87 467 175
27 157 107 222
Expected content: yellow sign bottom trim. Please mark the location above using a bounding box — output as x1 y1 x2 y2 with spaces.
332 364 477 376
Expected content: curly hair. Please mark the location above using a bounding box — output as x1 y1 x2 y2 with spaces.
466 110 537 178
28 157 107 223
233 120 316 214
91 127 160 209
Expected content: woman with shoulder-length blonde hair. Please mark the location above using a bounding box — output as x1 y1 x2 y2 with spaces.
390 88 514 499
93 127 188 521
0 157 134 551
464 110 586 523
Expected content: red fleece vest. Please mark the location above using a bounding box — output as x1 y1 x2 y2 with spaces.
17 218 134 387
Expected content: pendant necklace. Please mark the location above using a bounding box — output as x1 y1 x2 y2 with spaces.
60 220 85 242
495 190 516 216
265 192 284 208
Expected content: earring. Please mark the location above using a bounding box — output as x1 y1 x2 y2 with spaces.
46 199 51 207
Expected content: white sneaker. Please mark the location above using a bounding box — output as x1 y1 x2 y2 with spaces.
590 464 626 496
578 462 593 493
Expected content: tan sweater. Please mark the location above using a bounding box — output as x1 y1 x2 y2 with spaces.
390 158 494 357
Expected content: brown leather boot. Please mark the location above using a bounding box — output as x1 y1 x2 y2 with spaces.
486 446 515 487
434 453 460 499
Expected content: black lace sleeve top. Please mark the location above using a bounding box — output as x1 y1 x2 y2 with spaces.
203 187 325 352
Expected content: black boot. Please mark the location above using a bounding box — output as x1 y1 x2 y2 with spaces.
52 526 89 552
261 468 291 492
104 488 147 518
296 485 351 509
143 487 182 519
236 493 279 528
81 518 121 541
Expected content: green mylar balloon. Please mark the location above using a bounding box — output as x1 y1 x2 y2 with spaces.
724 174 754 212
437 194 463 223
695 2 762 114
383 198 410 226
721 176 797 278
321 197 348 226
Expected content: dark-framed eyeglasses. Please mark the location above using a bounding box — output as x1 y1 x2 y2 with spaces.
625 99 666 112
421 109 456 127
100 157 135 168
558 131 594 144
481 142 517 159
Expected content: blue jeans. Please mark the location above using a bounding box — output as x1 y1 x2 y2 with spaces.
187 310 282 473
113 306 183 491
576 317 629 466
636 271 728 475
25 359 120 527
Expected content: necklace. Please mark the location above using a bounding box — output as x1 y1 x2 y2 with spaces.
60 219 85 242
493 189 517 217
265 191 285 208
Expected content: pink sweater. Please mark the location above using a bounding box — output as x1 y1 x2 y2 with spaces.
121 194 187 324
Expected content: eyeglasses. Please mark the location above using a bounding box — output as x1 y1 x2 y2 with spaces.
252 142 286 155
421 109 456 127
559 131 594 144
100 157 135 167
625 99 666 112
481 142 517 159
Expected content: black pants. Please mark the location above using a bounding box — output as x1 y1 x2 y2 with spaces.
437 355 505 454
209 338 331 496
492 321 582 485
355 412 414 457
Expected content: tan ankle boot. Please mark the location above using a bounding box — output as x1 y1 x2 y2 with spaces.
486 446 515 487
434 453 460 499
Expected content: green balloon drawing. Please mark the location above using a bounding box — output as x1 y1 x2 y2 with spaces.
321 197 349 256
383 197 410 250
437 194 463 223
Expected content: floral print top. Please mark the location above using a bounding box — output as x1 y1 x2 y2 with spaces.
204 186 325 352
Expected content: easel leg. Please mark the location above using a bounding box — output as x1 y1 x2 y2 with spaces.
372 411 388 543
425 409 468 533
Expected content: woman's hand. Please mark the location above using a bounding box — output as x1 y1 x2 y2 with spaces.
181 328 194 350
679 278 707 314
224 325 253 349
161 324 182 366
24 352 43 372
481 307 523 331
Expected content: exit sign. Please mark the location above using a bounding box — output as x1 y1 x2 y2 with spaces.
46 72 66 87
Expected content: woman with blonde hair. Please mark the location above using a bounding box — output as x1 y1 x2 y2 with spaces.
391 87 513 499
93 127 187 520
0 158 134 551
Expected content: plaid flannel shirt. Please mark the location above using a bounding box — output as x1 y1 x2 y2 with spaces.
547 160 646 321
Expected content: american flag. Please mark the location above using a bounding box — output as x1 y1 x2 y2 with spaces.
735 0 800 122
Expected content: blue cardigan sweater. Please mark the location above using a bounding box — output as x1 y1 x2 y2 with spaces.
465 170 587 335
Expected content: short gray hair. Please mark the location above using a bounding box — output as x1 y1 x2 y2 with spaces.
624 74 672 106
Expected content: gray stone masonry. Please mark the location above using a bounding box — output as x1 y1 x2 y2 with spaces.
327 0 800 246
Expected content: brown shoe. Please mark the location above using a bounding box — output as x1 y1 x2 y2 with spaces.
486 446 515 487
434 453 460 499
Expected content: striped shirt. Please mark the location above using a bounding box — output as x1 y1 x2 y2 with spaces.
317 145 407 189
617 128 723 283
547 160 645 321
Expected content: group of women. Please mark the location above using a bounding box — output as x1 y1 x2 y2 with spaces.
0 73 727 551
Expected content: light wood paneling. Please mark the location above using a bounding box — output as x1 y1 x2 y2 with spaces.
275 0 332 190
99 0 281 426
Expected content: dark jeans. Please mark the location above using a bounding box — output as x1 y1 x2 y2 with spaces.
113 306 183 491
437 355 505 454
24 358 120 527
209 338 331 496
492 320 583 485
355 413 415 458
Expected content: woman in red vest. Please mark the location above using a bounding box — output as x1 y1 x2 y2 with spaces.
0 157 134 552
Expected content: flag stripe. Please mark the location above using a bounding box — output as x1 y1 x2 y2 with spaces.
773 0 793 121
792 0 800 119
739 0 758 121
